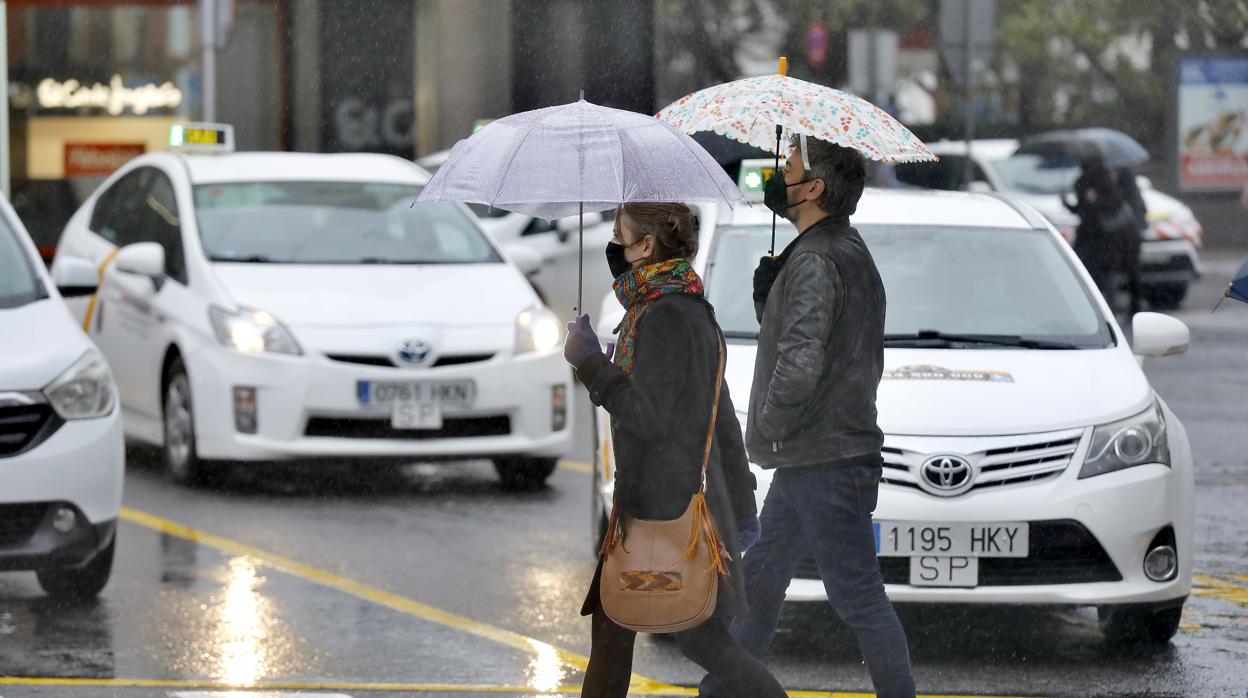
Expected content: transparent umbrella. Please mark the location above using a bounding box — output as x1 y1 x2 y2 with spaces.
416 98 747 312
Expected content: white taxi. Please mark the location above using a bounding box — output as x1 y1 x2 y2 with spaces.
2 194 123 599
592 161 1195 645
52 124 571 489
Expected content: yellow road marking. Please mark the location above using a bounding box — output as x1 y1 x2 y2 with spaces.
1193 573 1248 608
0 676 1035 697
119 506 670 695
558 459 593 474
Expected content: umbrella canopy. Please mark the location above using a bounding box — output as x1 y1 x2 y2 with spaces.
1016 128 1149 168
417 99 746 220
656 72 937 163
1215 254 1248 310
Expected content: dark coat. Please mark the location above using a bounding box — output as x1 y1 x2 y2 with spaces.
575 293 757 618
746 216 887 469
1064 166 1141 274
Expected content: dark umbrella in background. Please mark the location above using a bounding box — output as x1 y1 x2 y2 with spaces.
1017 128 1150 168
1213 255 1248 311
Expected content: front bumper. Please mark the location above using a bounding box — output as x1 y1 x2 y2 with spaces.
785 459 1192 607
0 410 124 524
0 504 115 572
187 340 574 462
1139 239 1202 286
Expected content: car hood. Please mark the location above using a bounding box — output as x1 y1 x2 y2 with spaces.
0 298 92 389
724 344 1152 437
212 263 540 327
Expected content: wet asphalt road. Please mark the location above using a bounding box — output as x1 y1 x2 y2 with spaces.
2 253 1247 698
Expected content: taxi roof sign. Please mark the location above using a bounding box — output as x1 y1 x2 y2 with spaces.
737 158 786 203
169 123 234 153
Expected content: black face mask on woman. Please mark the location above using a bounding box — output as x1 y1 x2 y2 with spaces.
605 239 645 278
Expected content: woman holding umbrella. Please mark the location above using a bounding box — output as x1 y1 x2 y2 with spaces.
563 203 787 698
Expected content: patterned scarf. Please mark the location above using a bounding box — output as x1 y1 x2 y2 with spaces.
612 258 705 374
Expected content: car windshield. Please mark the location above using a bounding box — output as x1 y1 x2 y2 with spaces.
0 214 44 309
990 154 1082 195
194 181 501 265
706 223 1112 349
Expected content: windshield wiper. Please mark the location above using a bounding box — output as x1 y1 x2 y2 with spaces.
884 330 1081 350
210 254 271 263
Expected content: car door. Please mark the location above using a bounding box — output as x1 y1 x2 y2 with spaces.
92 167 192 421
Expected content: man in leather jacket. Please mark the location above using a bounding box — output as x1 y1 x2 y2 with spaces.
700 137 916 698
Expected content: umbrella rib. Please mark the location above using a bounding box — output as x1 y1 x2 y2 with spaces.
488 118 547 209
667 122 744 207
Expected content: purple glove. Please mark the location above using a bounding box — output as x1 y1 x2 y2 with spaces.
563 314 603 368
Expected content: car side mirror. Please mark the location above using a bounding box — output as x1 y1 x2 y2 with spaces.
505 243 542 276
1136 175 1153 190
556 211 604 242
114 242 165 278
1132 312 1189 358
52 256 99 297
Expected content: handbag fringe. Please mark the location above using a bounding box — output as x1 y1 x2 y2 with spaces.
684 492 731 576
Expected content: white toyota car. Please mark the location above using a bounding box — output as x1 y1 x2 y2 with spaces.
1 193 123 599
593 167 1194 645
52 125 571 489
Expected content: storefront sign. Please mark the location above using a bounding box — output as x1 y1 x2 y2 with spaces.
1178 57 1248 192
63 142 146 176
37 75 183 116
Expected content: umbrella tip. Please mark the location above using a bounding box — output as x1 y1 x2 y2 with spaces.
778 56 788 76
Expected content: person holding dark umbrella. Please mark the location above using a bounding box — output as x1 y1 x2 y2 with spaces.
1063 153 1141 313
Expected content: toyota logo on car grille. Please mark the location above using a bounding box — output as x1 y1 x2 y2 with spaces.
397 340 432 366
920 455 973 495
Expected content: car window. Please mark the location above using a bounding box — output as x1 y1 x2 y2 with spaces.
194 181 501 265
89 170 146 245
990 154 1082 195
134 169 188 284
0 215 44 309
522 217 558 236
466 203 512 219
895 155 987 191
705 223 1111 348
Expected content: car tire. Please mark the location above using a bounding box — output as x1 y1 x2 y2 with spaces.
163 357 216 487
1098 603 1184 645
1144 283 1188 311
494 456 557 491
36 536 115 600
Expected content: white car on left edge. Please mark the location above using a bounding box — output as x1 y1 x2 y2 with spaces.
1 193 123 599
53 128 571 489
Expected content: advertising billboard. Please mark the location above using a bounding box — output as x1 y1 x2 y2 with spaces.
1178 56 1248 192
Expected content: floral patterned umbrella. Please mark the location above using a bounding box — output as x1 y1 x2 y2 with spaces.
656 59 937 164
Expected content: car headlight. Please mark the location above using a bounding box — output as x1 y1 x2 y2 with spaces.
209 306 302 355
515 306 561 354
43 348 116 420
1079 402 1169 479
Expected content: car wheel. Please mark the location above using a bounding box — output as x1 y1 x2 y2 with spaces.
163 358 215 487
1144 283 1188 311
36 536 115 600
1098 603 1184 645
494 456 557 491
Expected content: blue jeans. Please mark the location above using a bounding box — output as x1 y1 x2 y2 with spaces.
699 463 916 698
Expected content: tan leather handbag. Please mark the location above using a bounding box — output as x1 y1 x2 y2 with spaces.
598 338 731 634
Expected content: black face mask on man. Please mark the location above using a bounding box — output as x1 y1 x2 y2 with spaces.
605 237 647 279
763 172 817 220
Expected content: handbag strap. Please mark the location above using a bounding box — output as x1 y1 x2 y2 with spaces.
698 332 726 494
